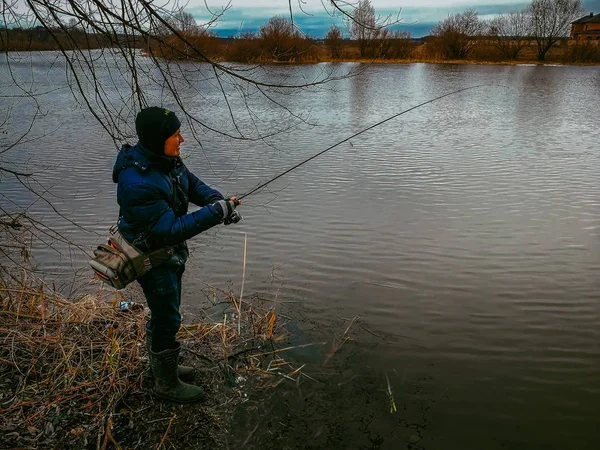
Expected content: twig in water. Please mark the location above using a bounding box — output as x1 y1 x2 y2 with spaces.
385 372 397 414
256 297 299 304
288 364 305 377
238 232 247 335
324 316 359 366
301 371 320 383
242 404 276 447
359 323 383 339
343 316 359 336
253 342 326 358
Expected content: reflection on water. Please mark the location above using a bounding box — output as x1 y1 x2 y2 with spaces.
1 56 600 449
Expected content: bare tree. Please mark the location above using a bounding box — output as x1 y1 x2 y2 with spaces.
66 17 79 30
8 1 358 142
389 30 415 59
374 27 392 58
169 10 201 35
325 25 344 59
488 10 531 60
528 0 584 61
259 16 297 61
346 0 407 58
431 9 483 59
1 0 392 279
227 31 260 62
155 9 219 59
0 0 363 275
373 29 415 59
0 104 90 274
350 0 377 57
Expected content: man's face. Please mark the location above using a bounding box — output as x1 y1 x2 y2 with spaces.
164 128 184 157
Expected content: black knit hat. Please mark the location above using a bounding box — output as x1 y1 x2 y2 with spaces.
135 106 181 155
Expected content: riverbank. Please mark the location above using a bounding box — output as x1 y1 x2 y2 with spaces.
0 272 305 449
4 34 599 66
275 56 600 66
165 38 600 65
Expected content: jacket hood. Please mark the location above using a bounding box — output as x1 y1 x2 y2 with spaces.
112 143 182 183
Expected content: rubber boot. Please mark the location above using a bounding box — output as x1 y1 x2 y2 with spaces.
150 343 206 403
146 327 195 382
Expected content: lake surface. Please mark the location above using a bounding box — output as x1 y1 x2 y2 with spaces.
1 53 599 449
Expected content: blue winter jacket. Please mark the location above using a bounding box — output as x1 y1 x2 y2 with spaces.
112 143 224 266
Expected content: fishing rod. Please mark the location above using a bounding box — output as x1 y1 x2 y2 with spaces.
238 84 488 201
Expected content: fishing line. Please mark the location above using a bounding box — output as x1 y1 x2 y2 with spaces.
239 84 489 200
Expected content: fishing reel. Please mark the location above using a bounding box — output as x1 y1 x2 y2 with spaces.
224 210 242 225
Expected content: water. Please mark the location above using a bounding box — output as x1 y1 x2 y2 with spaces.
1 53 599 449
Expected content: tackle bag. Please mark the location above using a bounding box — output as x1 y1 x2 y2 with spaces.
89 225 173 290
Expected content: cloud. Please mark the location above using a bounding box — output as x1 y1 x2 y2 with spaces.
188 0 600 38
200 0 524 9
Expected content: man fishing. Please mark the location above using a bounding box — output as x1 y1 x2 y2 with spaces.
112 106 241 403
108 88 480 403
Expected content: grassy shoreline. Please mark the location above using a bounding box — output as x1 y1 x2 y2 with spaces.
260 56 600 66
0 272 308 449
4 45 599 67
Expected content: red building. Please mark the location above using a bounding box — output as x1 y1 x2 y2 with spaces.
570 12 600 41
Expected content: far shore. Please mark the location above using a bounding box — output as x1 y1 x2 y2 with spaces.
257 57 600 67
6 48 600 66
133 48 600 67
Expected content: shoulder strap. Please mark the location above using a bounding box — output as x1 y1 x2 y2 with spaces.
168 169 184 209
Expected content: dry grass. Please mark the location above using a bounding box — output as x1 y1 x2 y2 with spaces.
0 270 322 449
281 41 600 65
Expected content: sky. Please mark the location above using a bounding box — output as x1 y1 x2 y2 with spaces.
186 0 600 38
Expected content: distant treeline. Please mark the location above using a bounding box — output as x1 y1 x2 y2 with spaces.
2 12 599 64
1 26 119 51
141 13 600 65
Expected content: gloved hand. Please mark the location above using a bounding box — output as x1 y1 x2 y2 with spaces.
212 197 241 222
224 210 242 225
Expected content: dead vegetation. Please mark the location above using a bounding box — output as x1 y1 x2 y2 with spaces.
0 270 327 449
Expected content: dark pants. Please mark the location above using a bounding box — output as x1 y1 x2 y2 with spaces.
138 265 185 352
